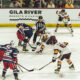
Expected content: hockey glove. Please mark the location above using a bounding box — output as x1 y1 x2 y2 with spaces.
13 58 18 68
24 37 29 43
52 57 56 62
36 49 43 53
36 42 41 46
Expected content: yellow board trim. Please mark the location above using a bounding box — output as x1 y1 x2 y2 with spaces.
0 24 80 27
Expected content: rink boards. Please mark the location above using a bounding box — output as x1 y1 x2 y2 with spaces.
0 9 80 27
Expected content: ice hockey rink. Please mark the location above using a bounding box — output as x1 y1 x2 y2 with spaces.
0 27 80 80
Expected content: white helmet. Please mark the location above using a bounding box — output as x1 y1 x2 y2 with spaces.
10 40 15 47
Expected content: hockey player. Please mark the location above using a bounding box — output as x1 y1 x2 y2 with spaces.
55 9 73 33
55 9 66 32
0 42 13 62
35 34 57 53
1 44 19 80
52 41 75 73
33 16 46 44
16 23 33 51
35 34 75 73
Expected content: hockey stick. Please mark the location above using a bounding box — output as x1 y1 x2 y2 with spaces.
18 63 34 72
34 61 52 71
54 26 59 32
39 61 52 70
18 65 23 72
28 42 36 49
66 26 73 36
38 34 43 42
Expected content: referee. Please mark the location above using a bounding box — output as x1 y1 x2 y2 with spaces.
33 16 46 44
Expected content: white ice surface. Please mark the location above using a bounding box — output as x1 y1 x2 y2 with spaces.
0 27 80 80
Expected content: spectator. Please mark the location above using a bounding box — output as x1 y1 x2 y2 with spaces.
28 0 34 8
19 0 25 7
47 0 55 8
56 0 64 8
41 0 47 8
2 0 12 8
66 0 74 4
45 0 49 3
9 0 22 8
74 0 80 8
53 0 58 7
34 0 40 8
53 0 66 8
0 0 2 8
24 0 30 7
65 0 74 8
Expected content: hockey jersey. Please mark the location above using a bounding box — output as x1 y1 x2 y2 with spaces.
3 47 19 63
53 42 71 59
36 21 46 31
17 23 33 38
0 44 11 61
0 48 6 61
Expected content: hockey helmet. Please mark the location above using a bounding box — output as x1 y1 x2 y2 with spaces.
39 16 43 19
16 23 23 28
10 40 15 47
61 9 65 12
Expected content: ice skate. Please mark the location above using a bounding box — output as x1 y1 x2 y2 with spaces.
2 75 6 80
18 42 22 46
69 64 75 70
15 77 20 80
23 48 29 52
55 68 60 74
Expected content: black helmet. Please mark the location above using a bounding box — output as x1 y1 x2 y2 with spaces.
61 9 65 12
39 16 43 19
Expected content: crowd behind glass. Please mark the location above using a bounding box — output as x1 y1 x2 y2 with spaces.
0 0 80 8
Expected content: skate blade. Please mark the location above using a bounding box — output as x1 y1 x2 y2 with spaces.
54 71 59 74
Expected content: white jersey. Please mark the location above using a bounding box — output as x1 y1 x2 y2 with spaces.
57 11 70 24
63 15 70 24
53 42 71 59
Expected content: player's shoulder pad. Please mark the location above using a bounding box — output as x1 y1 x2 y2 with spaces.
11 47 19 53
0 47 7 51
0 44 10 48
